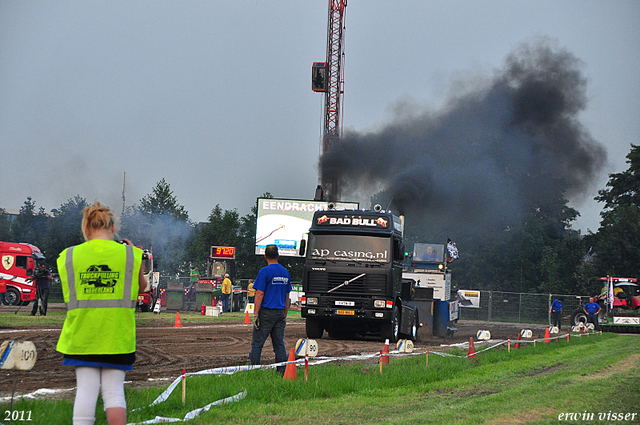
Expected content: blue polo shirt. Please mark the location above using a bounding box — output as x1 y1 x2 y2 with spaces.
254 263 292 310
584 302 600 314
551 299 563 312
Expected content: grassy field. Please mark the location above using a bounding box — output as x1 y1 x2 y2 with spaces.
2 332 639 425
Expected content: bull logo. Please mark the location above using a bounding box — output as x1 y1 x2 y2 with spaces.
317 215 329 224
375 217 388 226
2 255 14 271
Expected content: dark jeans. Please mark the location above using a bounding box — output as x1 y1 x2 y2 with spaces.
31 287 49 315
587 313 599 331
249 308 287 374
551 311 562 330
221 293 230 312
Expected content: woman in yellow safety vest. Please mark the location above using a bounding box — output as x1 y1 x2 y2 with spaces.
56 201 147 425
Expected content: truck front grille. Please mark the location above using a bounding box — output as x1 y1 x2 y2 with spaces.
307 271 387 295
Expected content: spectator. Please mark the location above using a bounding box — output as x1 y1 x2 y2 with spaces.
247 279 255 303
221 273 232 312
583 297 601 332
249 245 292 375
549 296 564 330
189 266 199 301
56 201 147 425
30 263 52 316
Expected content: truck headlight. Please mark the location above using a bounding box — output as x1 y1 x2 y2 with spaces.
307 297 318 305
375 312 384 318
374 300 386 308
307 309 316 315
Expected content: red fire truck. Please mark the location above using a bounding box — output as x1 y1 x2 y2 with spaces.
0 242 45 306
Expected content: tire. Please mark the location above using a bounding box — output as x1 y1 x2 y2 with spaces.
570 308 587 326
381 306 400 343
305 317 324 339
233 295 243 312
3 287 21 306
140 299 152 313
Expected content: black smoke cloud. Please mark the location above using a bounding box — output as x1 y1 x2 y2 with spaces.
320 39 606 239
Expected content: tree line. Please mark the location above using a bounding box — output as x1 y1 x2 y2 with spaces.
2 145 640 295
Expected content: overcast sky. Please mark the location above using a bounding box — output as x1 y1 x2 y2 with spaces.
1 1 638 233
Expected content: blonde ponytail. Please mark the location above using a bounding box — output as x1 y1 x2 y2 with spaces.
81 201 115 240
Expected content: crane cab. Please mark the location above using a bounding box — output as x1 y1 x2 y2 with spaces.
312 62 327 92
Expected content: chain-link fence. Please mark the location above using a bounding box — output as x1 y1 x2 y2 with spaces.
459 291 587 325
48 278 588 327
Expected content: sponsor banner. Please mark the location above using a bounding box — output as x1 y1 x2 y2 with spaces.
613 316 640 325
458 290 480 308
255 198 358 257
403 271 449 300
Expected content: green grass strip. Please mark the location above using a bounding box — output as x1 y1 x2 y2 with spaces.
2 333 639 424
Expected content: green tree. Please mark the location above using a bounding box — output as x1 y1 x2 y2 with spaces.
121 179 192 274
139 178 189 220
188 205 242 274
47 195 89 265
592 144 640 278
11 197 49 248
0 208 11 241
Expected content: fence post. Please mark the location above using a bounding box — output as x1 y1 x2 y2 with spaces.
548 293 552 326
519 293 522 323
488 291 492 322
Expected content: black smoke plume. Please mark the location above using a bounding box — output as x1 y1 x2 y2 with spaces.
320 39 606 241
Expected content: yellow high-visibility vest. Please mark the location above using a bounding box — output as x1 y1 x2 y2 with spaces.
56 240 142 355
222 278 232 295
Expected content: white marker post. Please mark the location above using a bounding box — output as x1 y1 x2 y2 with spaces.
295 339 318 358
0 341 37 371
1 341 37 411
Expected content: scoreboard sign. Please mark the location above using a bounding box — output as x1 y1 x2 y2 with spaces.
210 246 235 260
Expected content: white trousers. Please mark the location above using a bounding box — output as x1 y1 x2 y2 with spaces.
73 367 127 425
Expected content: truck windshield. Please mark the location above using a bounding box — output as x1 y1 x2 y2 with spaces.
307 234 391 263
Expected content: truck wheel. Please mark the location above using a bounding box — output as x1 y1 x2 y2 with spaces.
3 287 21 306
306 318 324 339
570 308 587 326
140 298 152 313
233 295 242 312
381 306 400 343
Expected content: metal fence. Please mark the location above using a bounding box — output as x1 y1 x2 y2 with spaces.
459 291 585 325
48 274 192 303
47 278 587 327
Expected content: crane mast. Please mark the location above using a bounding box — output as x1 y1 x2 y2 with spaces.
313 0 347 202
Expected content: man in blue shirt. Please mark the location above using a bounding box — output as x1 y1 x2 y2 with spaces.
583 297 601 332
549 297 564 330
249 244 292 375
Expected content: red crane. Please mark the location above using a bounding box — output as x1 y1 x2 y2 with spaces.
312 0 347 202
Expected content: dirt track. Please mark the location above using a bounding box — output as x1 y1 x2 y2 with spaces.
0 310 550 400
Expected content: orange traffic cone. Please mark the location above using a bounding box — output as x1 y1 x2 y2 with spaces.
173 312 183 328
244 310 250 324
515 333 521 349
544 327 550 343
382 339 390 365
283 348 296 380
468 337 476 358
